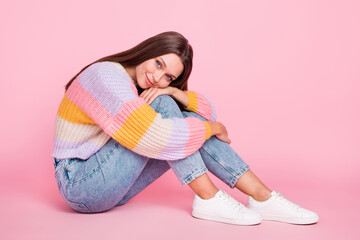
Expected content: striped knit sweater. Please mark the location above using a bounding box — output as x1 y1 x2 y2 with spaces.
52 61 217 161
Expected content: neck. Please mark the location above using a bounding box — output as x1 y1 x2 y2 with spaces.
124 66 136 83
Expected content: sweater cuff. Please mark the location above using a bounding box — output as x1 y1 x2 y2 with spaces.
203 121 212 140
184 91 198 112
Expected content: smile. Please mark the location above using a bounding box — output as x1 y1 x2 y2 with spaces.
145 74 154 86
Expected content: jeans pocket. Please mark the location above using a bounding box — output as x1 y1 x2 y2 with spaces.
54 158 65 177
64 158 83 183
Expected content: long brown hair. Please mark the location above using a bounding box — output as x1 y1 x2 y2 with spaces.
65 31 193 96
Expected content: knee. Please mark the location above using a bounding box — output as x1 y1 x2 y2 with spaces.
150 95 177 109
149 95 182 118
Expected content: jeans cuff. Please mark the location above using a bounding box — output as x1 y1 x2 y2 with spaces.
180 168 208 185
229 164 250 188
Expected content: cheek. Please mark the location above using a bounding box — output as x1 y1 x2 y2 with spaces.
136 65 147 80
144 62 156 73
135 66 142 78
159 81 170 88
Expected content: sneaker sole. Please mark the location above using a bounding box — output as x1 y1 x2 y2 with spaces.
192 210 262 226
262 215 319 225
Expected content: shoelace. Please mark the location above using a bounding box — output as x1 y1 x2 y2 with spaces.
218 191 245 211
273 192 301 210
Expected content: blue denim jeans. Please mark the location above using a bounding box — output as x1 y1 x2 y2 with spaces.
54 95 250 213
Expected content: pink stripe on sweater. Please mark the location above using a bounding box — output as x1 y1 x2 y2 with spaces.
130 82 138 95
105 98 146 135
66 79 113 130
184 118 206 157
196 96 213 121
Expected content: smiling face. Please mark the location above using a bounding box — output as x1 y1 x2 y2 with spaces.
134 53 184 89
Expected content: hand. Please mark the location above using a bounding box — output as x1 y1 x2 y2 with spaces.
140 86 175 104
209 121 231 144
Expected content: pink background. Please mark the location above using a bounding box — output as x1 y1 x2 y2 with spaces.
1 0 359 239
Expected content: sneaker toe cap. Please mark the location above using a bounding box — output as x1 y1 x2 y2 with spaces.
299 209 319 223
243 208 262 221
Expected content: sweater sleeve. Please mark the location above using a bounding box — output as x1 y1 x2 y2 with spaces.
184 91 217 122
65 61 211 161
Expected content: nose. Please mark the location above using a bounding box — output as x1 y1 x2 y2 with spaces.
153 70 165 83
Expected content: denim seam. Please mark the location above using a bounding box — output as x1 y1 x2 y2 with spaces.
65 160 79 170
229 164 250 188
67 145 117 186
201 144 239 177
181 167 208 185
58 180 93 213
66 199 93 213
55 166 64 177
201 144 250 188
55 161 66 177
55 159 79 177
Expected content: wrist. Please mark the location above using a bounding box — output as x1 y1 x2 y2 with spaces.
169 86 177 96
209 122 220 135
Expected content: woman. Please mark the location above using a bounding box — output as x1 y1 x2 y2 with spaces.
52 31 319 225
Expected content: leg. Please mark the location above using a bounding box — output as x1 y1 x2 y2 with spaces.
54 96 218 212
116 96 262 225
116 95 219 206
182 111 319 224
235 170 271 201
117 155 219 206
116 158 170 206
182 111 271 201
54 138 152 213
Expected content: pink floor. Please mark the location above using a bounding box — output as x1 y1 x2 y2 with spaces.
2 165 359 240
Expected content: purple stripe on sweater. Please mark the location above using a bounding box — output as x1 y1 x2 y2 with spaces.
54 138 104 149
77 62 137 116
157 117 189 159
52 139 107 160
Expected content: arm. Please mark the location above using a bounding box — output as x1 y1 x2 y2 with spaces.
173 88 217 122
170 87 189 107
208 121 231 144
138 86 217 122
169 88 229 143
66 62 212 161
140 86 230 144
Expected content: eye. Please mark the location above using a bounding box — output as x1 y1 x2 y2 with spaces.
166 75 173 81
155 60 161 68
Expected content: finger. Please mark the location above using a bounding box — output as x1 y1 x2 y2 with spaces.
141 88 153 100
148 93 159 105
216 136 227 143
222 136 231 144
145 89 158 104
140 89 149 98
226 134 231 144
142 88 155 102
147 90 161 104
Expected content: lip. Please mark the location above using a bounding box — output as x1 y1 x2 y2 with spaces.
145 74 154 86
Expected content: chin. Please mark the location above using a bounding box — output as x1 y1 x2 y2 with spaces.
137 79 147 89
139 83 149 89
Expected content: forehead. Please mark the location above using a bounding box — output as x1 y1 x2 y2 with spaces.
159 53 184 77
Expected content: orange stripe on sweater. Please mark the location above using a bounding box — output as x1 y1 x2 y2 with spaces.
112 104 157 150
184 91 199 112
57 95 95 125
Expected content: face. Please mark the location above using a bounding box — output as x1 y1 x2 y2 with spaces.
134 53 184 89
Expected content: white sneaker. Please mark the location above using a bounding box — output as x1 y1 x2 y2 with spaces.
192 190 262 225
247 191 319 224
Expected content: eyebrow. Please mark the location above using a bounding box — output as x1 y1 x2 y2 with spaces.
160 57 177 79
